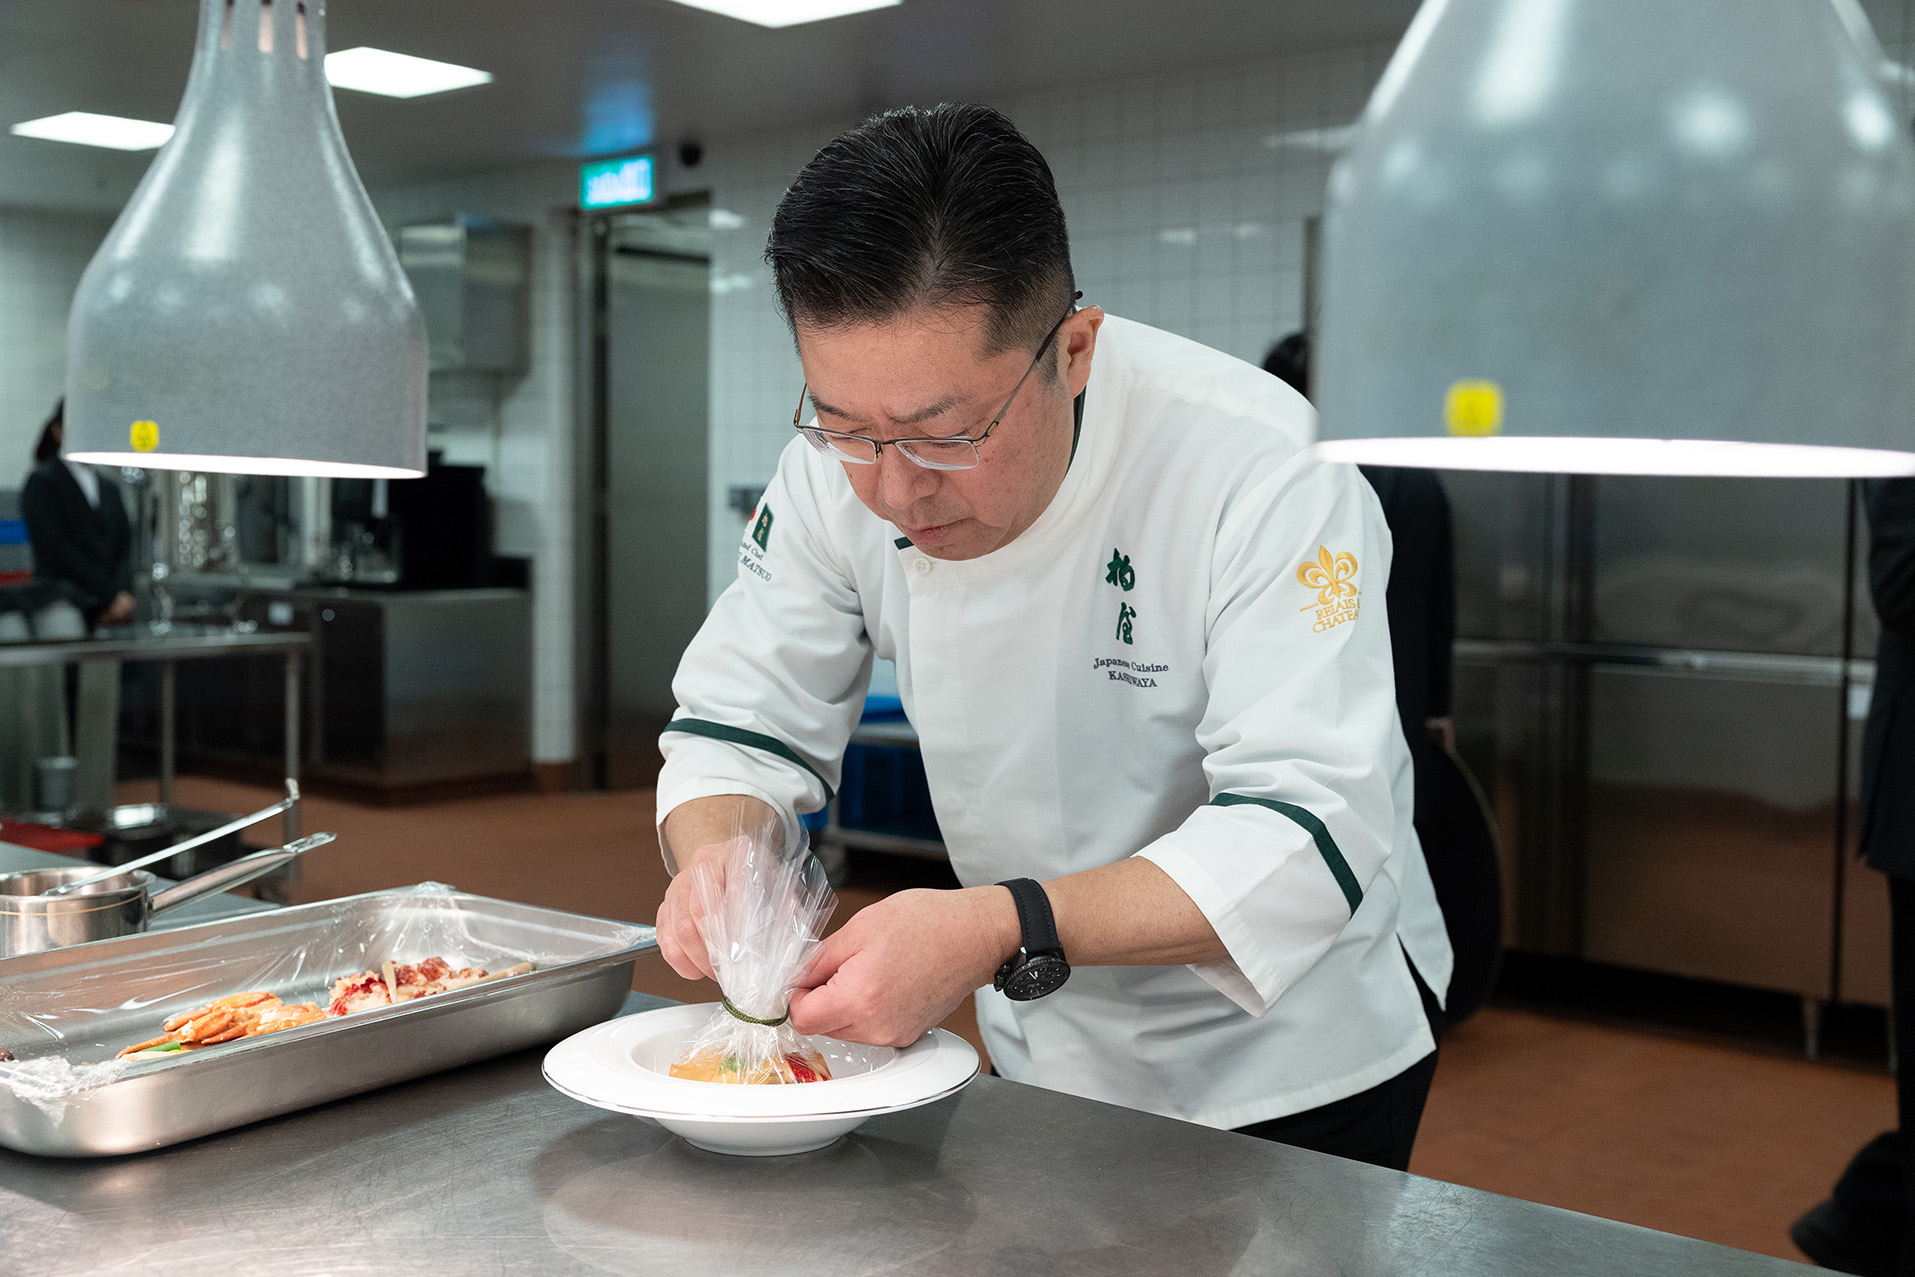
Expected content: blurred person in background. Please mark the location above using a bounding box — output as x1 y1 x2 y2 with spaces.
1793 477 1915 1276
21 399 133 629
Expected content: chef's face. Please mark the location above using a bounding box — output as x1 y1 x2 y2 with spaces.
795 303 1102 561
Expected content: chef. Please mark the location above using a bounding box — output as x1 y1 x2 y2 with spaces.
654 103 1453 1169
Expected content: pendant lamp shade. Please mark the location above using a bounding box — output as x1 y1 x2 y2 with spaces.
63 0 427 478
1313 0 1915 477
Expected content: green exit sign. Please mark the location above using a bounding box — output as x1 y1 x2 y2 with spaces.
580 154 655 209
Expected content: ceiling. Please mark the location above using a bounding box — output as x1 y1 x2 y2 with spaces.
0 0 1423 215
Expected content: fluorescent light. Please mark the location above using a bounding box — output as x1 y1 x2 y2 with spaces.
324 48 492 99
10 112 174 151
1263 124 1360 154
1312 437 1915 478
663 0 899 28
65 451 423 479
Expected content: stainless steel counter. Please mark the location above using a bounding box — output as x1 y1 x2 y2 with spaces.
0 989 1805 1274
0 623 308 825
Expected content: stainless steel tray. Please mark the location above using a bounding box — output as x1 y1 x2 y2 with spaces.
0 885 655 1156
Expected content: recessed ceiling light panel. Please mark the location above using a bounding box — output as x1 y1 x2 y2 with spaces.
664 0 900 28
324 47 493 99
10 112 175 151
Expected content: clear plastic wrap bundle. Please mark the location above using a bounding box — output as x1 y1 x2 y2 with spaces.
669 828 837 1085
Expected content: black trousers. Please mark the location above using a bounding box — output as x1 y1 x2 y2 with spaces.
1231 955 1444 1172
1811 876 1915 1274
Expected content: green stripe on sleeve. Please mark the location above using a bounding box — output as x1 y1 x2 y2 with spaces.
662 718 836 801
1211 793 1363 914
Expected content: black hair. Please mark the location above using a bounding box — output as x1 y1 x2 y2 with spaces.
32 399 63 464
1264 332 1310 401
766 103 1076 360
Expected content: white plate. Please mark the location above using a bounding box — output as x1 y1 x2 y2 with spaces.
542 1003 979 1156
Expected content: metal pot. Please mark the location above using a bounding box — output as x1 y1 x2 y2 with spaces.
0 838 320 958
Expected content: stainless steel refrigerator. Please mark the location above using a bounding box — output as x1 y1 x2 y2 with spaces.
1446 472 1890 1042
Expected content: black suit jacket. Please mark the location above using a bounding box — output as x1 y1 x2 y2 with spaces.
20 459 132 624
1360 465 1456 733
1862 479 1915 880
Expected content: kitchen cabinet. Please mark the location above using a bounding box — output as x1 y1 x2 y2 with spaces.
149 588 531 798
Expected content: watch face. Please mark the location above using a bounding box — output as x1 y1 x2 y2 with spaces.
1005 954 1070 1001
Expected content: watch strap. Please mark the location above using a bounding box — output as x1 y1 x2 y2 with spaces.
999 877 1063 958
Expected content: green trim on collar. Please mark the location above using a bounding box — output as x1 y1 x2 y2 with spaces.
894 535 912 550
1211 793 1363 914
662 718 836 802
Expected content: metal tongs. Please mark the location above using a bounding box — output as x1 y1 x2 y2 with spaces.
40 781 304 897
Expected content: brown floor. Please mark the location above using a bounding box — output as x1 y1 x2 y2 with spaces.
128 774 1893 1265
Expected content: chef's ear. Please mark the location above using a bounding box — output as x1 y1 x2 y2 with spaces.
1061 306 1103 399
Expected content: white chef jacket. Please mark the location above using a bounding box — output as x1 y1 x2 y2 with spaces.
658 315 1454 1130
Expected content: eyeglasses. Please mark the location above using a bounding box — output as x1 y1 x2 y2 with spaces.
793 293 1082 472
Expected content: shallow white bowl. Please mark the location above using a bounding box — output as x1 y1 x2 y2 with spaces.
542 1003 979 1156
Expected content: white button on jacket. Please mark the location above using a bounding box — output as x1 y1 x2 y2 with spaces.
659 316 1453 1130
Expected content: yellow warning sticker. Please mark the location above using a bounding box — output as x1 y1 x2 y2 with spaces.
129 420 159 452
1444 380 1503 437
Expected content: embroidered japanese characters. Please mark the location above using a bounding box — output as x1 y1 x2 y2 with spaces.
1105 547 1138 644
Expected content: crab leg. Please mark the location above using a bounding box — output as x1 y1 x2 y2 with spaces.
162 992 276 1033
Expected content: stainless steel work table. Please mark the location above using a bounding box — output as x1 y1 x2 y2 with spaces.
0 626 309 825
0 989 1804 1275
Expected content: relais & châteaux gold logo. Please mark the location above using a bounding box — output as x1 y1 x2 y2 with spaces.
1297 546 1360 633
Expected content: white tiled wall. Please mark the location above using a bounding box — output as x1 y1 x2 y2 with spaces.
692 41 1395 597
0 208 111 490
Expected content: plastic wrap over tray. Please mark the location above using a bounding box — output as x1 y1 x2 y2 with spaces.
0 884 655 1156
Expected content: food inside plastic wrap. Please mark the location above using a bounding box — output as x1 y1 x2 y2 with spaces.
670 1044 832 1085
117 992 326 1057
326 957 534 1015
112 956 539 1058
668 827 837 1085
0 883 649 1133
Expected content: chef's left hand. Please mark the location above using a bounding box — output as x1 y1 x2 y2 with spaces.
788 886 1018 1048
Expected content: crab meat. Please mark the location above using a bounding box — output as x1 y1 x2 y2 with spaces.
252 1002 326 1035
327 970 392 1018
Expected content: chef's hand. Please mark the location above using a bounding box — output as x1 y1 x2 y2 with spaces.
100 591 135 625
655 793 785 983
655 840 728 982
788 886 1018 1049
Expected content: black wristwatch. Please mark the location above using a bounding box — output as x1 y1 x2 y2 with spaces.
993 878 1071 1001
